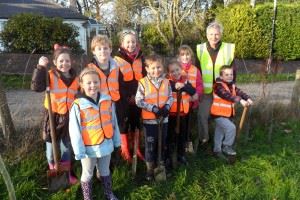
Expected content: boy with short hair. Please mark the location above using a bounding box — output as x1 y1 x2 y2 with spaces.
211 65 253 157
135 54 173 181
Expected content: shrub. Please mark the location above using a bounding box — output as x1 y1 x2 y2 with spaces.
0 13 84 54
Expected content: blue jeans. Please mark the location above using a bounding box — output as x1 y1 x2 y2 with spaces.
46 136 72 164
143 123 168 162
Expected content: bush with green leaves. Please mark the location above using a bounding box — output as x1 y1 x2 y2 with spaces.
216 3 300 60
0 13 84 54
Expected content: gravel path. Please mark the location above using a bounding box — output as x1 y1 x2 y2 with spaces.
5 81 296 129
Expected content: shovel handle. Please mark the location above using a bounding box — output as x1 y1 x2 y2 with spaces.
46 71 60 169
175 91 182 134
156 117 163 164
236 106 248 140
131 128 139 176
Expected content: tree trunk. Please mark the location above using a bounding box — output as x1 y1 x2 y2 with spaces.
0 82 16 140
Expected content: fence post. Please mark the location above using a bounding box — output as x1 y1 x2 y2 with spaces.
290 69 300 116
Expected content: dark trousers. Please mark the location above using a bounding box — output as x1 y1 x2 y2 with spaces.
166 115 188 159
143 123 168 163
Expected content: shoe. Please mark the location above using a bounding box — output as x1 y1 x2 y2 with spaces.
222 146 236 156
101 175 119 200
214 151 227 160
81 181 92 200
120 134 132 162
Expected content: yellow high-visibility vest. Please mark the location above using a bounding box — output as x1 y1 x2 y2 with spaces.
196 42 235 94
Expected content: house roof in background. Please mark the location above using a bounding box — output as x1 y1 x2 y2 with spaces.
0 0 88 20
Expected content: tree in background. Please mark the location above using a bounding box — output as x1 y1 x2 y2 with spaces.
146 0 197 55
0 13 83 54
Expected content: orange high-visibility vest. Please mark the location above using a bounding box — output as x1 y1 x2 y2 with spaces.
210 81 236 117
114 56 143 81
87 63 120 101
169 91 190 115
44 70 79 114
140 77 169 120
183 65 198 89
74 99 114 146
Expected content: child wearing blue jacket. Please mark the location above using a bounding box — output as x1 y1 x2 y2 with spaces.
69 68 120 200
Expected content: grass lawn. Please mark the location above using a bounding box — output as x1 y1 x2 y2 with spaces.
1 118 300 200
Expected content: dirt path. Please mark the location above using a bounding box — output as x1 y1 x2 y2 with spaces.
5 81 295 129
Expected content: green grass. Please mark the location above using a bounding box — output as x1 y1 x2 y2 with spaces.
1 119 300 199
0 74 31 89
237 73 295 83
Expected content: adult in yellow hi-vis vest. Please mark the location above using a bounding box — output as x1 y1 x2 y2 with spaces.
196 21 236 150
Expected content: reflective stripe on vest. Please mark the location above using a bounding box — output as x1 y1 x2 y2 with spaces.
210 82 236 117
74 99 114 146
87 63 120 101
44 70 79 114
140 77 169 120
196 42 235 94
115 56 143 81
169 91 190 114
183 65 197 88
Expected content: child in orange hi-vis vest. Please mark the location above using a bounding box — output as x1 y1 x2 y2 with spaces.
166 59 196 168
69 68 120 200
31 44 78 186
177 45 203 153
135 54 173 181
114 29 146 162
211 65 253 158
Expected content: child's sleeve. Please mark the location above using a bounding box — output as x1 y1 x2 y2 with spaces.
31 66 47 92
111 102 121 148
135 81 155 112
235 87 251 101
69 102 88 160
214 83 241 103
181 81 196 96
195 68 203 98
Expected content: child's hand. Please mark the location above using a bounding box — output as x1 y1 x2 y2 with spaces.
247 99 253 105
240 99 249 107
38 56 49 67
175 82 184 90
191 93 199 102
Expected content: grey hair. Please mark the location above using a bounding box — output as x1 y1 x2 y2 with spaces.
206 21 223 35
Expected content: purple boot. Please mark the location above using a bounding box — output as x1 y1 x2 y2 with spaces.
81 181 92 200
101 175 118 200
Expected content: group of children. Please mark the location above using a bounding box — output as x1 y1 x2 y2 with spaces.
31 28 253 200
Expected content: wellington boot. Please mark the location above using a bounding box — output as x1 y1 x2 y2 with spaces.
120 133 132 162
145 162 154 181
101 174 119 200
81 181 92 200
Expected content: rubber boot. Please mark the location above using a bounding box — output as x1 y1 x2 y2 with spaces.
120 133 132 162
101 175 118 200
60 161 78 185
145 162 154 181
81 181 92 200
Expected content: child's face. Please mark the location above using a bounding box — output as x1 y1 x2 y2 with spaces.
178 50 192 64
168 64 182 80
53 53 71 73
220 68 233 83
80 73 100 99
121 34 137 53
146 61 164 78
93 43 112 63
